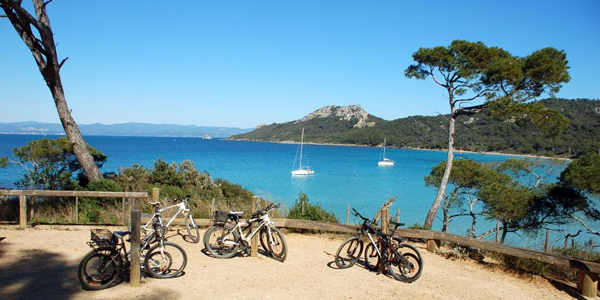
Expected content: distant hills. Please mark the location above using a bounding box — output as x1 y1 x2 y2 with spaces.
0 122 252 138
231 99 600 158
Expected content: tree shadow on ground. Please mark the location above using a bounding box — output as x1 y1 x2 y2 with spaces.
0 237 182 300
0 240 79 300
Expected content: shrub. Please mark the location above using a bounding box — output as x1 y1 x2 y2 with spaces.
288 192 338 223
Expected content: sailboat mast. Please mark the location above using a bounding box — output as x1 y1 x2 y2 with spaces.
299 128 304 168
383 137 386 159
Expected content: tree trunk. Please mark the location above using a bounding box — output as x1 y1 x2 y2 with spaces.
51 85 102 181
1 0 102 182
500 224 508 244
424 98 456 228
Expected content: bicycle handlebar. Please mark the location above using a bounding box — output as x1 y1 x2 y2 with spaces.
252 203 280 217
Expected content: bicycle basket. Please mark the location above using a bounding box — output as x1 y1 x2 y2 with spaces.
214 211 228 223
89 229 114 247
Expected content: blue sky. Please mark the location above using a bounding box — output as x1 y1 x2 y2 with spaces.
1 0 599 128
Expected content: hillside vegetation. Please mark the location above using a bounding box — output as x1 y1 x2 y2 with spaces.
231 99 600 157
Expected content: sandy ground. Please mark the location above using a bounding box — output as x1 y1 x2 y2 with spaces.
0 226 587 300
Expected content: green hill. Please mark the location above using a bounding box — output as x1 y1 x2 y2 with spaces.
230 99 600 157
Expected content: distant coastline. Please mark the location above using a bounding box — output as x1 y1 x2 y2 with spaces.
228 138 570 161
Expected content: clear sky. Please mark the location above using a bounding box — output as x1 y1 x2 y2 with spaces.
1 0 599 128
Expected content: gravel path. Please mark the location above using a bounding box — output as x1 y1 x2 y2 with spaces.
0 226 579 300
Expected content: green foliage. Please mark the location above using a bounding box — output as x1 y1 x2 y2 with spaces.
560 152 600 195
288 192 339 223
79 198 102 224
406 223 430 230
111 158 256 218
11 137 106 190
84 178 123 192
0 156 8 168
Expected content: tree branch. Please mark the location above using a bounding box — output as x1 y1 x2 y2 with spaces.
573 216 600 237
58 56 68 70
44 0 54 6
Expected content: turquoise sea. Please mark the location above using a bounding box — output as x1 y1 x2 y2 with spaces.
0 134 579 247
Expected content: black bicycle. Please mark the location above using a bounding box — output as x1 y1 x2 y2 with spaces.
334 208 423 283
77 216 187 290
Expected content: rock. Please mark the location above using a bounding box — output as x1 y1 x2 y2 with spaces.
295 105 375 128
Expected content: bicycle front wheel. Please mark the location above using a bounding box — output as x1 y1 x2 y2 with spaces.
387 243 423 283
334 236 363 269
364 242 380 271
77 247 121 290
259 227 269 252
144 242 187 278
267 227 287 262
203 224 239 259
185 214 200 243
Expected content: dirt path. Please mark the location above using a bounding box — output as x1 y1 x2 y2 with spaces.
0 226 581 300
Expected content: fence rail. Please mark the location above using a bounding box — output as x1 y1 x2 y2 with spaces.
0 190 148 228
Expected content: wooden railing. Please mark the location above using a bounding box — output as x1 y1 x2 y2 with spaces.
0 190 148 228
1 189 597 297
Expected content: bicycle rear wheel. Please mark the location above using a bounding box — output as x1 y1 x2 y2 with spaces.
364 242 380 271
185 214 200 243
77 247 121 290
267 227 287 262
144 242 187 278
334 236 363 269
387 243 423 283
203 224 239 258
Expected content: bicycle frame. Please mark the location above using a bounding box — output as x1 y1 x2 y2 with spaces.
143 200 190 231
222 213 274 246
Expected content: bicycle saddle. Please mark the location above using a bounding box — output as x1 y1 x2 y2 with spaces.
113 231 131 239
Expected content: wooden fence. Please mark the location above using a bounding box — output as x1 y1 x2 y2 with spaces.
0 189 598 297
0 190 148 228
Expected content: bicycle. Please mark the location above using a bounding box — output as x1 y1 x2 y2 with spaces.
203 203 287 262
334 208 423 283
142 196 199 243
77 217 188 290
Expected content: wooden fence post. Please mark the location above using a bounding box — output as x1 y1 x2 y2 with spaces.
75 196 79 224
251 196 258 257
544 230 550 252
122 198 126 225
19 192 27 229
345 205 350 225
396 208 400 223
379 208 389 272
211 198 215 216
130 210 141 287
152 188 159 203
578 270 599 298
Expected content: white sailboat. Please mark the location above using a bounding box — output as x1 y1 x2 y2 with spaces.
292 128 314 176
378 137 395 166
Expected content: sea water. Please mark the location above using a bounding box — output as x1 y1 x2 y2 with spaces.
0 134 582 248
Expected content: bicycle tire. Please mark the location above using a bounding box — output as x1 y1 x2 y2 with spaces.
364 242 380 271
267 227 287 262
259 227 269 252
144 242 187 278
334 236 363 269
185 214 200 243
387 243 423 283
77 247 121 290
203 224 239 259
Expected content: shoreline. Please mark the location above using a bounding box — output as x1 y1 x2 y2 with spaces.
228 138 571 161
